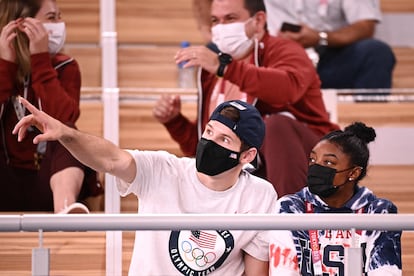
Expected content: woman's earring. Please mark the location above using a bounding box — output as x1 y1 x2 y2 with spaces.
349 178 353 181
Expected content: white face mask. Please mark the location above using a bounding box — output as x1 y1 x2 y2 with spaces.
43 22 66 55
211 18 254 60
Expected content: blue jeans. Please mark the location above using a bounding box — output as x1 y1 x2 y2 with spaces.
317 39 396 89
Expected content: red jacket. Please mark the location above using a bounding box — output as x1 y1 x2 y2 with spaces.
0 52 81 170
165 33 339 156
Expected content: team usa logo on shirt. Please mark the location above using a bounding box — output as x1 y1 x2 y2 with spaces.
169 230 234 275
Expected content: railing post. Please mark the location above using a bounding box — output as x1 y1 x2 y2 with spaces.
321 89 338 123
344 228 363 276
100 0 122 275
32 229 50 276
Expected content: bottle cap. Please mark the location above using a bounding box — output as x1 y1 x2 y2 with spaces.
181 41 190 48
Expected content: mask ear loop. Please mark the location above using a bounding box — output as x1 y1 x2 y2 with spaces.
333 166 355 188
253 37 259 67
251 38 259 107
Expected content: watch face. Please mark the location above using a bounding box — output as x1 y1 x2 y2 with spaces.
217 52 233 77
318 32 328 46
219 53 233 64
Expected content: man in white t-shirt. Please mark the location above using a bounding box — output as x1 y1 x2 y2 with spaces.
13 98 277 276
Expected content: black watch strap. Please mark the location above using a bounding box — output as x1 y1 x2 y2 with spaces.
217 52 233 77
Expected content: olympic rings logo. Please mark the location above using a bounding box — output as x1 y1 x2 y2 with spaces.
181 241 217 267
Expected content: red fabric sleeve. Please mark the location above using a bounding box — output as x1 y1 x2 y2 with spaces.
0 58 18 104
164 113 198 156
223 37 319 109
30 52 81 124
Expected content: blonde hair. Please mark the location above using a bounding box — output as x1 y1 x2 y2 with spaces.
0 0 42 84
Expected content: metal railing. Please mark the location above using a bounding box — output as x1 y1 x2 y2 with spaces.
3 213 410 276
1 213 414 232
79 87 414 103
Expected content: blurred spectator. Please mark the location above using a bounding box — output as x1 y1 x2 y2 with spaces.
265 0 396 89
192 0 396 89
0 0 101 213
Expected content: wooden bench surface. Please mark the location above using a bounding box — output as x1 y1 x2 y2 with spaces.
64 46 184 88
337 102 414 127
117 47 180 88
60 0 203 45
64 47 101 88
0 231 134 276
392 48 414 89
60 0 100 43
78 98 196 153
380 0 414 12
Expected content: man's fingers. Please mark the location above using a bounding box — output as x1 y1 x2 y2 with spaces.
12 114 31 134
172 95 181 106
18 96 40 115
17 125 29 142
32 133 49 145
14 120 31 142
153 108 165 118
12 113 39 142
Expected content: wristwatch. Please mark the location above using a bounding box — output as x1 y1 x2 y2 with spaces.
217 52 233 77
318 31 328 46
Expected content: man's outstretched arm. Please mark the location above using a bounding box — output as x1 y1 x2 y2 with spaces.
13 97 136 183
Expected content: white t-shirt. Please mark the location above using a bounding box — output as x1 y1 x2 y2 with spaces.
117 150 278 276
264 0 382 36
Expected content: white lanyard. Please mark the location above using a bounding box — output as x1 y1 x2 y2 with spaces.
295 0 305 22
12 76 29 120
318 0 329 18
306 202 324 276
296 0 329 19
12 76 35 133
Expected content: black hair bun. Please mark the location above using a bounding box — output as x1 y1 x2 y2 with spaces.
344 122 376 144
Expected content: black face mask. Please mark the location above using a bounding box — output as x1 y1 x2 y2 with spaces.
307 164 353 198
196 138 240 176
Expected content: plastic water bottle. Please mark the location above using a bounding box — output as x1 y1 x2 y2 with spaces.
177 41 196 88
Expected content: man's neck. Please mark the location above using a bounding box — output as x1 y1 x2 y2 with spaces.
196 169 241 191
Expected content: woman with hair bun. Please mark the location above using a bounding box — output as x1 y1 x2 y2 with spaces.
269 122 402 275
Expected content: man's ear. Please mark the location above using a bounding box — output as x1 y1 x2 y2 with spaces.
240 147 257 164
254 11 267 32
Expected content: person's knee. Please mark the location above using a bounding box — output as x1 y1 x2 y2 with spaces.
263 114 305 147
264 113 295 130
355 39 396 67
